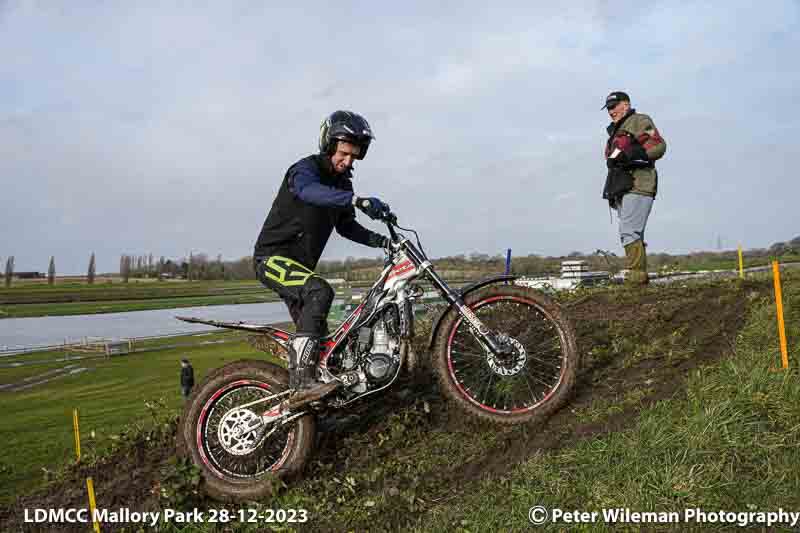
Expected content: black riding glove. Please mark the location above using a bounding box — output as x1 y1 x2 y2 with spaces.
624 144 649 165
606 155 623 169
354 196 390 220
607 144 648 169
368 234 391 249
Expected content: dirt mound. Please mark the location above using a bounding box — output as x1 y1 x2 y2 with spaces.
1 428 173 532
0 280 770 532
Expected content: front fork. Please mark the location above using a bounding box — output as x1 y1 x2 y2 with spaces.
392 235 512 356
451 299 512 355
423 265 511 356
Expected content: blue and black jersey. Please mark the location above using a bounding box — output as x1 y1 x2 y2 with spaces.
253 155 384 269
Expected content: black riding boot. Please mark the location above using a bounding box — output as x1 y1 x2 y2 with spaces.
288 335 320 391
282 334 341 411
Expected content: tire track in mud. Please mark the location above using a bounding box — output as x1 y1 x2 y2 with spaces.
0 364 92 392
308 280 769 532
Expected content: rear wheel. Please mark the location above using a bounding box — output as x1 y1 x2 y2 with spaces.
433 285 578 424
179 360 315 502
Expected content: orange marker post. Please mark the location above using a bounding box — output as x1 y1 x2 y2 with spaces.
86 477 101 532
772 260 789 369
73 409 81 461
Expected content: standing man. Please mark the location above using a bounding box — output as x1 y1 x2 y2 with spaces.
253 110 391 398
602 91 667 285
180 358 194 398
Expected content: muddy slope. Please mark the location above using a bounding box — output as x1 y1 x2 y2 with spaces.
0 280 769 532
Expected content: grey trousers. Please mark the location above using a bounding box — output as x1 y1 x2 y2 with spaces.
615 193 654 246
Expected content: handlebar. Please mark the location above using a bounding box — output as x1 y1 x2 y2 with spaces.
382 210 399 241
378 208 428 261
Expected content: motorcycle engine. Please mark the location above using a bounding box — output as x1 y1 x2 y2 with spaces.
364 353 396 382
359 315 400 386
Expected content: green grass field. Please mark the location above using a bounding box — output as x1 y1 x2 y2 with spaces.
0 278 377 318
0 293 283 318
0 279 280 318
0 331 280 503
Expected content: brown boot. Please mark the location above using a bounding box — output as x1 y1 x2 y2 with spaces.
624 240 649 286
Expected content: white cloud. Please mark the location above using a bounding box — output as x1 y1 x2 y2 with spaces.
555 192 577 202
0 1 798 273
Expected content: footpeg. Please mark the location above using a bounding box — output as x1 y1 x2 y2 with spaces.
282 381 340 411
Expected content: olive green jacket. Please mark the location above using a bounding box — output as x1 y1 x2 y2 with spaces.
605 111 667 197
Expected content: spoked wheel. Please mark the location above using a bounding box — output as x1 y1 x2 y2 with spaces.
179 360 315 502
433 285 578 424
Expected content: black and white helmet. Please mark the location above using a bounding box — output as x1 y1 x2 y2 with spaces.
319 110 374 160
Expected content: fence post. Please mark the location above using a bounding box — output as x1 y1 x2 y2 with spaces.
86 477 101 532
772 260 789 370
738 244 744 279
73 409 81 461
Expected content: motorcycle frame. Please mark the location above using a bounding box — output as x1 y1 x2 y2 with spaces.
315 217 509 368
177 216 509 377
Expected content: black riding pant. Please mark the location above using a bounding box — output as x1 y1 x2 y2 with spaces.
254 254 334 337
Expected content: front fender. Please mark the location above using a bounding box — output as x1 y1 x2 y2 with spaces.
425 275 517 350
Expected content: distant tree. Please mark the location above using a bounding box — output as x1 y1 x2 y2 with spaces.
228 256 255 279
121 254 131 283
216 253 224 280
148 253 154 276
164 259 178 277
769 242 788 256
157 256 165 281
87 252 96 284
4 256 13 288
195 253 209 279
48 256 56 285
188 252 194 281
344 256 355 281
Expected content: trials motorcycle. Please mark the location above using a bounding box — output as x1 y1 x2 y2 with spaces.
176 210 578 502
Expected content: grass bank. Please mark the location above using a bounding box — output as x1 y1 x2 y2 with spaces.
418 274 800 532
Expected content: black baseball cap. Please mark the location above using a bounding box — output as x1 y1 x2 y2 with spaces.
602 91 630 110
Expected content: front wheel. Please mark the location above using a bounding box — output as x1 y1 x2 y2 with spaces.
179 360 315 502
433 285 578 424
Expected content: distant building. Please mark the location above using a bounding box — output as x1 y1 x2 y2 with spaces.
516 261 611 291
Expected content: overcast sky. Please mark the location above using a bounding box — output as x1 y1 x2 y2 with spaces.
2 1 798 274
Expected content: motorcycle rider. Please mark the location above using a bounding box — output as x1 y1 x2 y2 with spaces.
253 110 391 398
